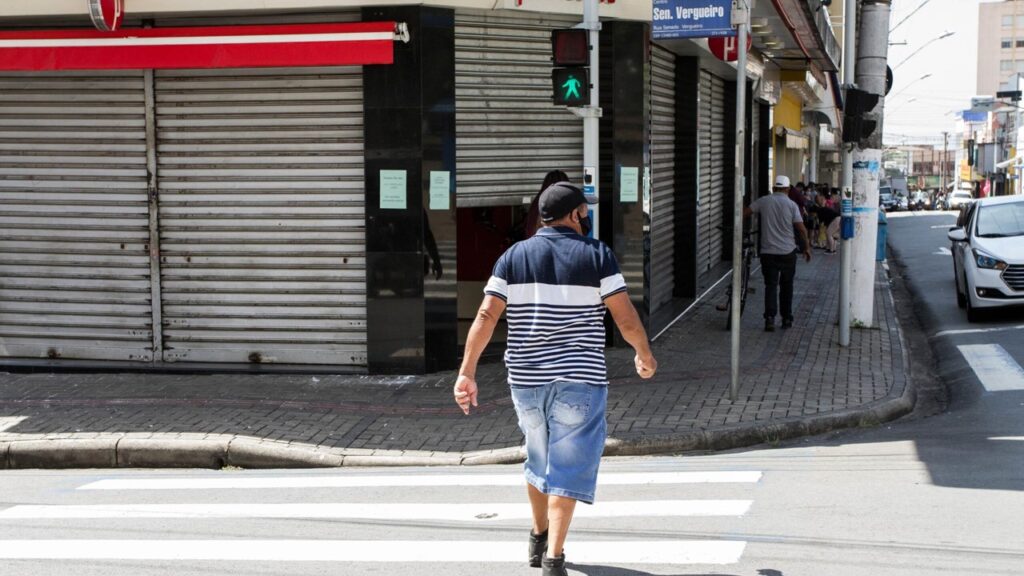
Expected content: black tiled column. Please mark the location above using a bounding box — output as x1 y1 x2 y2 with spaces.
674 57 700 298
363 6 456 374
600 21 651 342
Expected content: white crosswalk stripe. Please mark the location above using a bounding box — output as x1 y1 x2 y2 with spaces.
0 467 763 569
0 539 748 565
77 470 763 491
0 499 752 520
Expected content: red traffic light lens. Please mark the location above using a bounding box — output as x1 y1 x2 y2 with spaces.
552 29 588 66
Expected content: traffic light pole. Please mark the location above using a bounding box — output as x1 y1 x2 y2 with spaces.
729 2 749 403
838 0 856 347
575 0 602 237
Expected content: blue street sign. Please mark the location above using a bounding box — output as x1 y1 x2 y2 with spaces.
652 0 736 39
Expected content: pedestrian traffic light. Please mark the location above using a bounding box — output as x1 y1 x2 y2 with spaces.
842 87 879 144
552 67 589 106
551 28 590 106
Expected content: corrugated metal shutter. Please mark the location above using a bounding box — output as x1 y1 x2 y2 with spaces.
697 70 726 276
650 45 676 312
154 67 367 366
455 9 583 207
0 71 154 362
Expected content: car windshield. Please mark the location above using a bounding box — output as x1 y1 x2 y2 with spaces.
975 201 1024 237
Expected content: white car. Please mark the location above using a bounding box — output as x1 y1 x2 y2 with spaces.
948 195 1024 322
947 190 974 210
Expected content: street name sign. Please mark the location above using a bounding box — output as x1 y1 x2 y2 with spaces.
652 0 735 39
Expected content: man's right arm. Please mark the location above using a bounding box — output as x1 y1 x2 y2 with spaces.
605 292 657 379
455 294 506 415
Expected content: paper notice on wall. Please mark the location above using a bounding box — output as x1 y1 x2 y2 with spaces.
429 171 450 210
621 166 639 202
380 170 407 210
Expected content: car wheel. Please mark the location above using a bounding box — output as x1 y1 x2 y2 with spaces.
964 276 982 323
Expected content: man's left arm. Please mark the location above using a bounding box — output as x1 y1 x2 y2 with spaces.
794 222 812 262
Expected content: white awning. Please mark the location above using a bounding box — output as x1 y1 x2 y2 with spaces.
995 154 1022 169
775 126 808 150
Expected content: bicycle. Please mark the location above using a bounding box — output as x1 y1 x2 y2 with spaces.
715 226 758 330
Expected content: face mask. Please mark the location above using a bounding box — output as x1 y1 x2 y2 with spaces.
579 215 592 237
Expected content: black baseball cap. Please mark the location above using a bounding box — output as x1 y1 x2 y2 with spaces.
539 182 597 222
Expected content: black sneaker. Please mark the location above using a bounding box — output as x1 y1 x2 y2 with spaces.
781 318 793 329
764 319 775 332
542 554 568 576
529 530 548 568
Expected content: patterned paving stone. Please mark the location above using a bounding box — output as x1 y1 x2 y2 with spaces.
0 253 905 455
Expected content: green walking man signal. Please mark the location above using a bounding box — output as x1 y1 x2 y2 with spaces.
551 28 590 107
552 67 589 105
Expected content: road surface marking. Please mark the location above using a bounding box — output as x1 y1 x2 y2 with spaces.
988 437 1024 441
930 224 955 229
933 324 1024 338
958 344 1024 392
0 539 746 564
78 470 762 491
933 247 952 256
0 500 752 521
0 416 26 433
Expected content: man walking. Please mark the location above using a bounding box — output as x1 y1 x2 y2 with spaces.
453 182 657 576
745 175 812 332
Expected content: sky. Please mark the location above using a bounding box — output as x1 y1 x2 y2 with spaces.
880 0 986 146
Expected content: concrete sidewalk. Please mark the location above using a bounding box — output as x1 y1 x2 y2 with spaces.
0 251 914 469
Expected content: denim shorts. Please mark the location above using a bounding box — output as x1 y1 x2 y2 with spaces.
510 381 608 504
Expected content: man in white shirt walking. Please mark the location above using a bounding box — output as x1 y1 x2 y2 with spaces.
745 175 812 332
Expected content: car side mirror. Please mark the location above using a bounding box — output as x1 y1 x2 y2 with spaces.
947 228 967 242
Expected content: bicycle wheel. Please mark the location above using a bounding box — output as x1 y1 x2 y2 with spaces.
739 250 753 315
723 283 733 330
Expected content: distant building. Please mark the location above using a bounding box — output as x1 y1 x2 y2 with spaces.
978 0 1024 95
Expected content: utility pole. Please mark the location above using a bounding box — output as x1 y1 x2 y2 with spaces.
729 0 750 402
850 0 892 328
838 0 856 347
941 131 948 195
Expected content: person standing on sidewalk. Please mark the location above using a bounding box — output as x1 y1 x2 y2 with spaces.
453 182 657 576
745 175 812 332
524 169 570 239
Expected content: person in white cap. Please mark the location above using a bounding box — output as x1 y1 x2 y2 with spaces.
744 175 812 331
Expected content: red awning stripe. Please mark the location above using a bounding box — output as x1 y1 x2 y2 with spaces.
0 22 397 71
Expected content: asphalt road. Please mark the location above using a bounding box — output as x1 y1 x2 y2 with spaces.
0 212 1022 575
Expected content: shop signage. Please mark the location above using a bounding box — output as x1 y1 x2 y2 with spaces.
961 110 987 123
88 0 124 32
708 34 750 62
0 22 396 71
652 0 735 39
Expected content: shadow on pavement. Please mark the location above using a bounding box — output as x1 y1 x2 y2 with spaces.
776 214 1024 494
569 565 744 576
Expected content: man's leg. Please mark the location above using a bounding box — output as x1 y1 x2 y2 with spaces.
779 252 798 322
761 254 780 321
528 483 548 534
546 495 577 558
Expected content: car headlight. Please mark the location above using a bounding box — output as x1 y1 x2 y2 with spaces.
973 249 1008 270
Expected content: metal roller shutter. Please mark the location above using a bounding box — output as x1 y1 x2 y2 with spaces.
455 10 583 207
0 71 154 362
650 45 676 312
154 66 367 366
697 70 727 276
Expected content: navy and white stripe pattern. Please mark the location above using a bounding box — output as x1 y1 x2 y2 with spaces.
484 226 627 386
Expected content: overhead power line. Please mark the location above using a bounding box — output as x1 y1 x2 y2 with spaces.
889 0 933 34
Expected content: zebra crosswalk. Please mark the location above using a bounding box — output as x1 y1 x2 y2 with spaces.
0 467 763 572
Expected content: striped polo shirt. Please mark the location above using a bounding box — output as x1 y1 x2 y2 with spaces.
483 226 627 386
